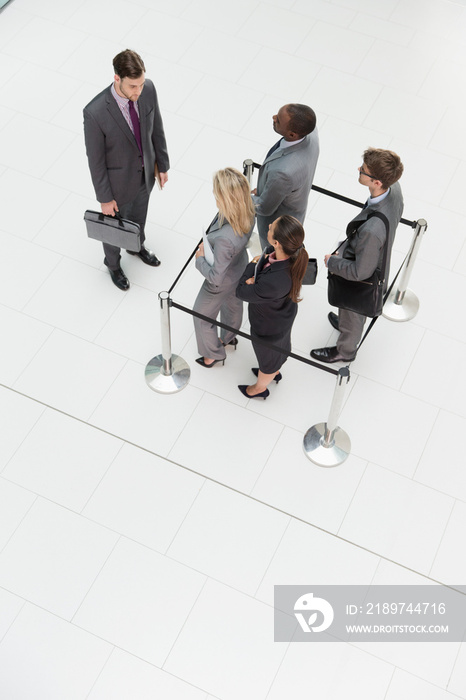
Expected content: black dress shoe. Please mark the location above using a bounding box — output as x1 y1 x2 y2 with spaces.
328 312 339 331
109 267 130 291
195 357 225 368
128 247 161 266
251 368 282 384
238 385 269 400
310 346 355 363
221 338 238 350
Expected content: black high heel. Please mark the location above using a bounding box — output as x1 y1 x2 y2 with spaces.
238 385 269 400
222 338 238 350
195 357 225 368
251 368 282 384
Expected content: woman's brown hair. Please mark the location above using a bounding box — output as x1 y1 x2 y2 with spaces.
271 215 309 303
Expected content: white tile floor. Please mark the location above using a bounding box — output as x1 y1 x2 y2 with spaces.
0 0 465 697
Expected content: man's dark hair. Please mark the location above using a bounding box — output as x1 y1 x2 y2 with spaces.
113 49 145 79
286 104 316 137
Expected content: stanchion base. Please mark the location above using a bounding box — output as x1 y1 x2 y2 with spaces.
303 423 351 468
145 354 190 394
383 288 419 322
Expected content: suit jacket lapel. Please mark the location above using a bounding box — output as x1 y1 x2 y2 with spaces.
138 89 148 152
105 87 139 152
206 213 220 234
263 134 308 165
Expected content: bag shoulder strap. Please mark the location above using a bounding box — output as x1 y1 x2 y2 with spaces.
332 210 390 276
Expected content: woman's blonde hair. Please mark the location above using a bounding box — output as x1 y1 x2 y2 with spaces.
213 167 255 236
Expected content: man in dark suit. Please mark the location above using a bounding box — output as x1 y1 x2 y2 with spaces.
84 49 170 290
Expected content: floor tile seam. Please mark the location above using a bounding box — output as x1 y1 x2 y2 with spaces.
426 102 455 151
0 104 18 133
82 642 115 700
78 441 127 516
163 478 208 557
88 285 136 346
263 635 293 700
0 490 38 558
1 383 462 592
171 28 221 110
427 497 458 580
381 663 396 700
0 94 77 139
5 325 132 393
132 1 205 26
3 7 88 43
85 357 131 423
7 243 64 314
4 449 464 601
38 129 82 181
351 456 461 507
336 459 370 536
162 199 208 254
412 255 466 284
234 44 319 91
0 587 210 700
386 664 466 700
83 645 213 700
446 643 466 698
0 586 27 646
70 534 123 625
0 3 33 30
160 576 210 674
377 371 464 420
439 158 466 209
163 385 207 456
0 400 48 476
349 12 417 47
248 424 287 496
252 517 293 600
178 29 261 80
0 592 114 658
232 0 276 42
451 238 466 273
8 1 85 27
410 400 440 482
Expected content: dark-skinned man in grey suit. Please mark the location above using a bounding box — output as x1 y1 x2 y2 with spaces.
252 103 319 250
84 49 169 290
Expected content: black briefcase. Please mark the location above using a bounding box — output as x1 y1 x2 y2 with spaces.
302 258 318 285
84 210 141 252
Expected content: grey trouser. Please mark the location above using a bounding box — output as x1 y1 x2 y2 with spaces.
103 175 149 270
193 280 243 360
337 308 366 359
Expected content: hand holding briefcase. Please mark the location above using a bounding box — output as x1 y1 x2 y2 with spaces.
84 210 141 252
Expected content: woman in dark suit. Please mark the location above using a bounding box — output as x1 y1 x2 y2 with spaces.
194 168 255 367
236 215 308 399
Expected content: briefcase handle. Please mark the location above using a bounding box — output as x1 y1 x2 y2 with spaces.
98 212 125 227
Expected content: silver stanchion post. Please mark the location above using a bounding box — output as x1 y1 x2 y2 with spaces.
383 218 427 322
243 158 254 185
145 291 190 394
303 367 351 467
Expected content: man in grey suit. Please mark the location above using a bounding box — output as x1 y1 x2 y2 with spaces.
84 49 169 290
311 148 404 363
252 104 319 250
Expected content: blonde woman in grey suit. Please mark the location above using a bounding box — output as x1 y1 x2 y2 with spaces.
194 168 255 368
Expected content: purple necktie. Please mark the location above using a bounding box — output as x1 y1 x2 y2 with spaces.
128 100 143 161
